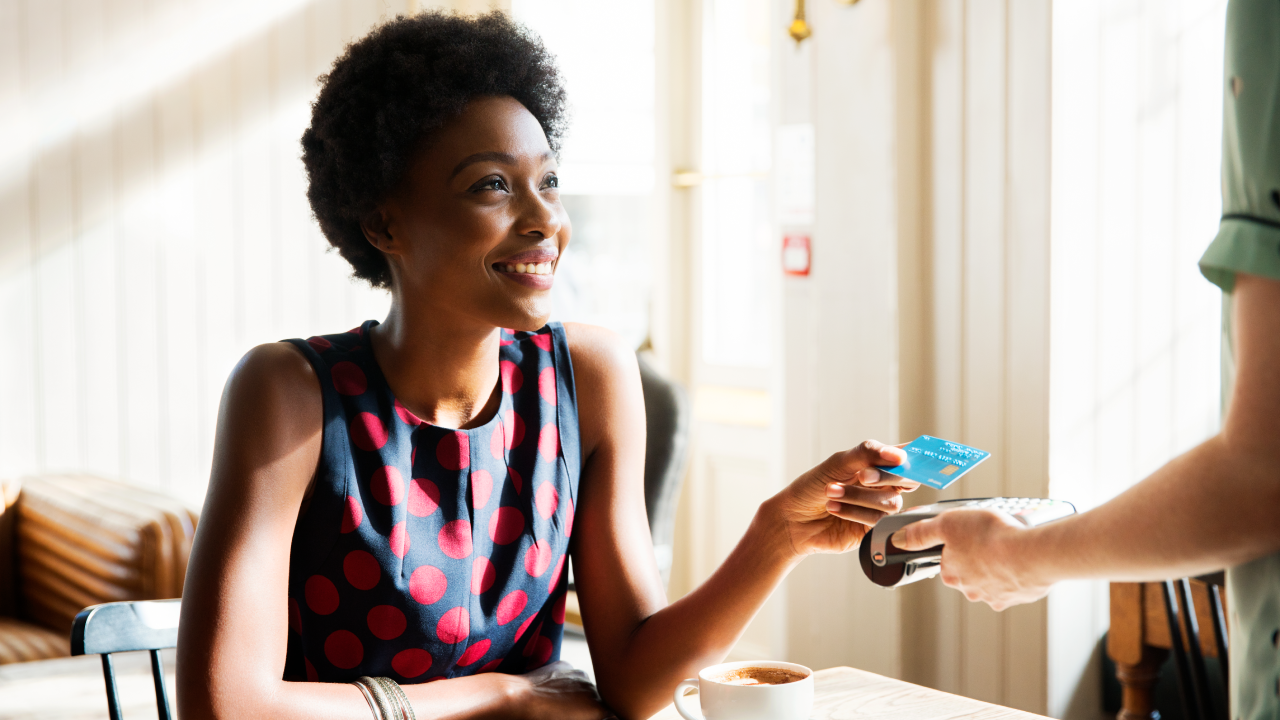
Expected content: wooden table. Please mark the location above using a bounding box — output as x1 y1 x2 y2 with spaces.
0 657 1045 720
649 666 1047 720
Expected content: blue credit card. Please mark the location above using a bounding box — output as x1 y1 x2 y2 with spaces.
879 435 991 490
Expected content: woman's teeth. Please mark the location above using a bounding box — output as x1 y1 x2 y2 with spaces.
501 262 554 275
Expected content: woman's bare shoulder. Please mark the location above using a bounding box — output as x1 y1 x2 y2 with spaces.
560 322 637 379
212 342 323 477
560 323 643 457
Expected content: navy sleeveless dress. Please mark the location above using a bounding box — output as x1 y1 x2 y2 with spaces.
281 321 580 683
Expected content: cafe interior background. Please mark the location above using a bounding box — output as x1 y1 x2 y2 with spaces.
0 0 1227 716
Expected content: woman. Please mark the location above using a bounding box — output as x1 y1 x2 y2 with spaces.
176 12 915 720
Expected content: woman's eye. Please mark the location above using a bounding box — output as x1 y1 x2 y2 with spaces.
474 177 507 192
542 174 559 190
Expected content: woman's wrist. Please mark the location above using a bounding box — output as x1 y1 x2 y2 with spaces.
752 496 807 568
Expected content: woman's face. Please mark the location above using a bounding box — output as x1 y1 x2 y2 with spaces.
369 95 569 332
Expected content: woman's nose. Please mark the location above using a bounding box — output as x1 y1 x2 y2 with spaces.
515 186 562 239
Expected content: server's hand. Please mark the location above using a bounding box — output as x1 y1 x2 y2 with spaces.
894 509 1051 611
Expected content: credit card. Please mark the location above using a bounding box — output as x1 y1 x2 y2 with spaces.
878 435 990 490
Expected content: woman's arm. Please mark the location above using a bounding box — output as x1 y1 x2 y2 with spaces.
176 343 595 720
566 324 908 720
895 271 1280 609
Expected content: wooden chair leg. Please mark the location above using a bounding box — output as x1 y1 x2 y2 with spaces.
1116 646 1168 720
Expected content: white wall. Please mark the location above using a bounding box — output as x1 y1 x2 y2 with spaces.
0 0 419 506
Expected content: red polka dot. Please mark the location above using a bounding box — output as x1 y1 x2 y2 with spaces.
437 431 470 471
547 554 566 590
514 614 537 642
478 659 503 673
367 605 406 640
532 636 554 666
304 658 318 681
343 550 380 590
288 597 301 634
458 638 492 666
390 521 410 558
564 500 574 537
395 399 424 426
524 539 552 577
471 557 496 595
371 466 404 506
531 333 552 351
500 360 523 393
307 336 332 351
538 367 557 405
504 411 526 450
471 470 493 508
324 630 363 669
348 326 364 336
351 413 387 451
331 361 367 396
340 496 362 533
553 592 566 624
508 466 524 495
436 606 470 644
535 482 559 520
391 648 433 678
496 590 528 625
521 620 544 655
489 424 505 460
489 507 524 545
438 519 473 559
304 575 339 615
408 477 440 517
538 424 559 462
409 565 447 605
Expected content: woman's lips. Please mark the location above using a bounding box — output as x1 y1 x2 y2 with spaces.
488 251 555 286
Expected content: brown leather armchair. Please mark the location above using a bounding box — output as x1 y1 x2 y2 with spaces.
0 475 198 665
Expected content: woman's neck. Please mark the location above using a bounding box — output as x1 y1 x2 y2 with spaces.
369 301 503 430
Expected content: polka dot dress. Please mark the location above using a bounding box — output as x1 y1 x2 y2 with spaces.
282 321 580 683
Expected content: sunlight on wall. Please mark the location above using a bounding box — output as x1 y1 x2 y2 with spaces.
0 0 403 506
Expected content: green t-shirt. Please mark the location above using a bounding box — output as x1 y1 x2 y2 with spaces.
1197 2 1280 717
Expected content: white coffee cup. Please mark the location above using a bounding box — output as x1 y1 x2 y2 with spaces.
672 660 814 720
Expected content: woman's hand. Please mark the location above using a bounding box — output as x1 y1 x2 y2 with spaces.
507 661 613 720
769 440 919 557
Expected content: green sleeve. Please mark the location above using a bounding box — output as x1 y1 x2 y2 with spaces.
1198 217 1280 293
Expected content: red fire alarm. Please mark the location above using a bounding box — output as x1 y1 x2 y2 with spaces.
782 234 811 276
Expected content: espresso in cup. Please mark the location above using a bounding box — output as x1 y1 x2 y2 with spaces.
673 660 813 720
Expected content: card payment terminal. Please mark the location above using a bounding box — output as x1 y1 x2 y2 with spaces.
859 498 1077 588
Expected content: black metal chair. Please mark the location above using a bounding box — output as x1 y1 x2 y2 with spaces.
636 352 691 586
70 599 181 720
1160 573 1229 720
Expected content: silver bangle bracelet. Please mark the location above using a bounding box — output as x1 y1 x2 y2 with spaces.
351 678 385 720
372 676 416 720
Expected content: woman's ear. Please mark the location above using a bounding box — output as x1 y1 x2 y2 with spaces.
360 207 397 254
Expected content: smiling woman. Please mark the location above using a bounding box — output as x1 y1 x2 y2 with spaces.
175 11 916 720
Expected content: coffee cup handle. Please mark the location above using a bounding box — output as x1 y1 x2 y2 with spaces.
673 678 703 720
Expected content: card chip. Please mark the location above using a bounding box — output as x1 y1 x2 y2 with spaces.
940 465 960 476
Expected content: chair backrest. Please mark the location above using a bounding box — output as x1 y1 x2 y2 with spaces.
71 599 180 720
636 352 691 585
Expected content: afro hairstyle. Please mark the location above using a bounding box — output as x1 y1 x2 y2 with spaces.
301 11 568 288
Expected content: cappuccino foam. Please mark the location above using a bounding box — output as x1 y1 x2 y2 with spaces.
710 667 807 686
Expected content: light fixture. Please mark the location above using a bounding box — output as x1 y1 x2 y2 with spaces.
788 0 812 44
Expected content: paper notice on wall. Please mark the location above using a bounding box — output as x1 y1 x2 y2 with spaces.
775 123 815 226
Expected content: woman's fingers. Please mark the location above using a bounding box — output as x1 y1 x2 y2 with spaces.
823 501 889 526
854 467 922 492
824 483 903 515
